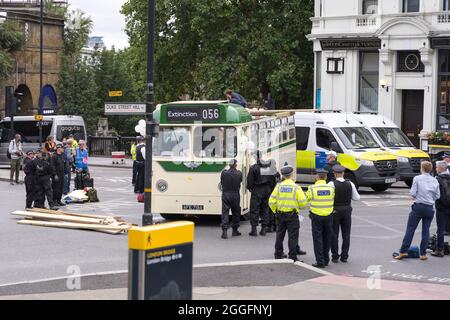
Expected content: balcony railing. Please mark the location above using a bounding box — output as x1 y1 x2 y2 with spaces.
0 0 67 7
356 16 377 27
437 13 450 23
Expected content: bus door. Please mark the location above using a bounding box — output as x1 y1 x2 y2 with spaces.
241 126 250 213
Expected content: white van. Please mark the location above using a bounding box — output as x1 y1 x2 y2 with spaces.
0 115 86 165
351 113 430 187
295 111 400 192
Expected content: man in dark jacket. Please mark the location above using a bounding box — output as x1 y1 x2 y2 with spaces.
220 159 243 239
323 151 340 183
432 161 450 257
247 152 277 236
225 89 248 108
29 149 58 210
23 151 36 209
51 144 66 206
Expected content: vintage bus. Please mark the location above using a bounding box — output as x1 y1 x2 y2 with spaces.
151 101 296 218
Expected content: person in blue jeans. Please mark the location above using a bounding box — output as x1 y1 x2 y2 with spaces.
432 161 450 257
395 161 440 261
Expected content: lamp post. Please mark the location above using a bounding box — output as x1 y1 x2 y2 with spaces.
142 0 156 226
38 0 43 147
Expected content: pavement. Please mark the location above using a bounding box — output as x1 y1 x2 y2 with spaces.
1 260 450 300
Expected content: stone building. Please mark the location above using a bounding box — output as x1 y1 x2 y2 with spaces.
309 0 450 147
0 2 65 118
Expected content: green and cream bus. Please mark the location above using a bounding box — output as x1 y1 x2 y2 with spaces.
151 101 296 218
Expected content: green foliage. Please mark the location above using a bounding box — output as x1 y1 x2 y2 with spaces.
121 0 314 108
0 21 24 79
44 0 67 17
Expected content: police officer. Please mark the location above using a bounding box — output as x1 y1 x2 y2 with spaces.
29 149 59 211
51 144 66 207
134 136 146 194
306 169 335 268
220 159 243 239
323 151 340 183
247 151 275 236
23 150 36 209
269 165 307 261
131 138 139 186
330 165 360 263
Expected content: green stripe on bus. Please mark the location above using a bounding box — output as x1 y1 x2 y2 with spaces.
158 162 227 172
266 140 296 153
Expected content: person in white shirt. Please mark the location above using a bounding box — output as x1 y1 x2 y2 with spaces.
8 134 23 185
329 165 360 263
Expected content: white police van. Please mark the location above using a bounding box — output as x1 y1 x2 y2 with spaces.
0 115 86 165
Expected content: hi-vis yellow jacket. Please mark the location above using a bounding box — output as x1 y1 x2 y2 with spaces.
131 143 137 161
269 179 307 213
306 180 335 216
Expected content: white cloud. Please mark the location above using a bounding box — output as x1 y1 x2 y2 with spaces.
68 0 129 49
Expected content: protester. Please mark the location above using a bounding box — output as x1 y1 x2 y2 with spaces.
74 140 89 173
395 161 440 261
63 139 74 195
225 89 248 108
431 161 450 257
134 136 146 194
8 133 23 185
44 136 56 154
23 150 36 209
51 144 66 206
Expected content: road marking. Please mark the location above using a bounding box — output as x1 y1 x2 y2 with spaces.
353 216 404 235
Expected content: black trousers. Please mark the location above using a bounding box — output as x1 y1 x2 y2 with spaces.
52 173 64 203
25 175 35 208
331 206 352 260
132 161 138 185
134 162 145 194
268 208 276 229
310 213 333 266
274 213 300 260
221 192 241 230
35 175 54 207
249 185 271 227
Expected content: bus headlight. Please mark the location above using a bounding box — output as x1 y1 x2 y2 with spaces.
397 157 409 163
156 180 168 192
356 159 374 166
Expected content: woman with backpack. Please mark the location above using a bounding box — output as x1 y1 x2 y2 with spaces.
432 161 450 257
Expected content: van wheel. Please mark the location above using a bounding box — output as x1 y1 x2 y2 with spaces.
160 214 180 220
405 179 413 188
344 172 359 190
371 184 391 192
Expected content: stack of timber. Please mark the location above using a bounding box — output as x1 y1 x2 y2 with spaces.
11 208 134 234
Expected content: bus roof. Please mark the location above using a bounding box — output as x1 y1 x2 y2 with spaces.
1 115 84 122
154 101 253 125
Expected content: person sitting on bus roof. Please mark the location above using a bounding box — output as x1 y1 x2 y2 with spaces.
225 89 248 108
44 136 56 154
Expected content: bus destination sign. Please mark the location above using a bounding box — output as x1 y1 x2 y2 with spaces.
165 106 221 123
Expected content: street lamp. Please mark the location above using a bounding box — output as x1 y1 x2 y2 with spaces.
38 0 43 147
142 0 156 226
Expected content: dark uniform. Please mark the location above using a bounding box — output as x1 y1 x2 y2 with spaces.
324 160 341 183
220 160 243 239
29 152 57 210
51 147 66 206
247 158 277 236
134 143 145 194
330 165 359 263
267 170 281 233
23 153 36 209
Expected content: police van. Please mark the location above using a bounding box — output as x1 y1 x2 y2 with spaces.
351 113 430 187
0 115 86 165
295 111 399 192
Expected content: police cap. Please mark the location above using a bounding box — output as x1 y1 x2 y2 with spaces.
229 159 238 166
280 165 294 176
56 144 64 149
316 168 328 174
332 165 346 173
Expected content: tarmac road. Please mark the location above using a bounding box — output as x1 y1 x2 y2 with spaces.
1 166 450 289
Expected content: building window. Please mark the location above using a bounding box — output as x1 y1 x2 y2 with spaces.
362 0 378 14
403 0 420 13
397 51 425 72
326 58 345 74
444 0 450 11
438 50 450 130
359 52 379 113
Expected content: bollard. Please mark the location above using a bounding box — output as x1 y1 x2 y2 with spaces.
128 221 194 300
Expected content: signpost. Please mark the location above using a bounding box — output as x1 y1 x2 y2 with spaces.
128 221 194 300
104 103 146 115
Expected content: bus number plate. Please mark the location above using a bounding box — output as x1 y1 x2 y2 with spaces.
182 205 204 211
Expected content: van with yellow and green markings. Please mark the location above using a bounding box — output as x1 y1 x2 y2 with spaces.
351 113 430 188
294 111 400 192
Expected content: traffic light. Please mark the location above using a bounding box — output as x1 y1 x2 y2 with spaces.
4 86 23 117
15 92 23 114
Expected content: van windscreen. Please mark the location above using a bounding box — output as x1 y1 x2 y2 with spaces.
1 121 53 143
56 125 86 141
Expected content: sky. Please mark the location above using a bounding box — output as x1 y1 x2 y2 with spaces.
68 0 129 49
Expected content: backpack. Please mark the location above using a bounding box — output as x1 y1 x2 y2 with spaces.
87 188 99 202
437 176 450 207
6 149 11 160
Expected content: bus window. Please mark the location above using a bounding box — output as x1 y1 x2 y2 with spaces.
1 121 52 143
154 127 191 157
194 127 237 158
296 127 310 151
289 128 295 140
282 130 288 141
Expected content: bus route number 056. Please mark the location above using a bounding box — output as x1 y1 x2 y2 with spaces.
202 108 219 120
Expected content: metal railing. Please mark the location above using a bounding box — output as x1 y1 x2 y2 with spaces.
0 0 67 6
87 136 137 157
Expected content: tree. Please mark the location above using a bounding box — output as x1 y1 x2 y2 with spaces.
121 0 314 108
0 21 24 79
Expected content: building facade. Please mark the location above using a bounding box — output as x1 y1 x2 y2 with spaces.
0 7 64 118
309 0 450 147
